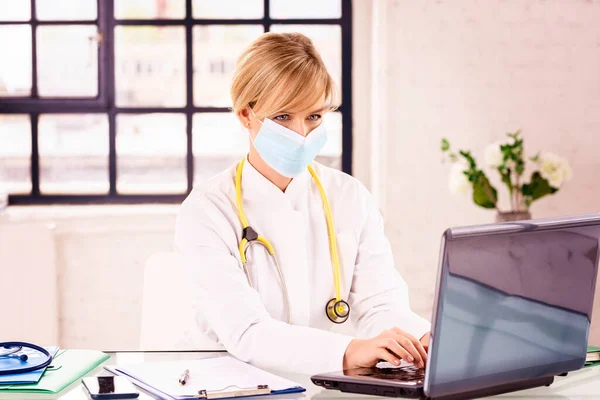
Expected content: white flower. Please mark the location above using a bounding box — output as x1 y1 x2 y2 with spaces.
484 142 504 168
448 162 471 196
538 152 572 189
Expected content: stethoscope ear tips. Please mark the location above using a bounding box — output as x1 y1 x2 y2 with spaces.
326 298 350 324
19 354 28 362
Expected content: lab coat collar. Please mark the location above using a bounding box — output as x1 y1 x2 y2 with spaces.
241 156 310 204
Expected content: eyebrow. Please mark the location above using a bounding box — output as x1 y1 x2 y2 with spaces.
309 107 328 114
277 107 328 115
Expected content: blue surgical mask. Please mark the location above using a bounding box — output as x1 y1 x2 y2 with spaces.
249 113 327 178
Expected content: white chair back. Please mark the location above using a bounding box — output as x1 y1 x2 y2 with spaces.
139 252 220 350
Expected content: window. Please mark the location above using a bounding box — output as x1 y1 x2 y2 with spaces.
0 0 352 204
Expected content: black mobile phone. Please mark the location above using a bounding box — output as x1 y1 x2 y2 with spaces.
82 376 139 399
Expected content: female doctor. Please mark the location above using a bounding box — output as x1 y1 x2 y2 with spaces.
174 32 430 375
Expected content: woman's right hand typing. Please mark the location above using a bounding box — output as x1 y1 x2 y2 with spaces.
343 328 428 370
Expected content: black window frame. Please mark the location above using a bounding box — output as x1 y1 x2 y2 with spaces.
1 0 353 205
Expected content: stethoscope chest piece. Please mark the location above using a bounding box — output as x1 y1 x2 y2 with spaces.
326 298 350 324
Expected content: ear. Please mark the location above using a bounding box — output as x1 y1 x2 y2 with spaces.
237 106 252 129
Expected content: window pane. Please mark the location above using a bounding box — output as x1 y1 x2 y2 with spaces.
115 0 185 19
0 25 32 97
117 114 187 194
37 25 99 97
0 115 31 194
317 111 342 170
193 0 263 19
39 114 109 194
270 0 341 19
193 25 263 107
0 0 31 21
270 25 341 98
193 113 246 184
115 27 186 107
36 0 97 21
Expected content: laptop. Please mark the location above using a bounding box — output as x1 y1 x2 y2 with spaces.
312 213 600 399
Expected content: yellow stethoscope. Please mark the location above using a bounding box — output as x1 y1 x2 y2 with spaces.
235 158 350 324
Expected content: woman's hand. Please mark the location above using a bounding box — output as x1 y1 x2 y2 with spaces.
343 328 428 370
420 332 430 351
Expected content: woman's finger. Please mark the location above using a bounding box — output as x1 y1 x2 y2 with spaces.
394 335 424 368
414 339 428 364
382 338 414 364
408 336 428 364
392 328 428 364
377 347 401 366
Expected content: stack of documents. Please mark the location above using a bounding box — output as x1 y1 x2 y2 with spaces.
106 356 305 399
586 345 600 368
0 349 110 399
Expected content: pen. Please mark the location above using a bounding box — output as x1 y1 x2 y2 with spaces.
178 369 190 386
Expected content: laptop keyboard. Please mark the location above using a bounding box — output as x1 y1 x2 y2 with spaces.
359 365 425 383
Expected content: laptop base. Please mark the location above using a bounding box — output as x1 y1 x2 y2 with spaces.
313 375 554 399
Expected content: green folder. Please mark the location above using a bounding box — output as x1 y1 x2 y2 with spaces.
0 349 110 398
585 345 600 368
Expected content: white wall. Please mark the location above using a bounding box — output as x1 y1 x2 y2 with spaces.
0 206 177 350
0 222 58 344
373 0 600 341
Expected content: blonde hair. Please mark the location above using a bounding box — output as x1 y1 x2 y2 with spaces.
230 32 338 117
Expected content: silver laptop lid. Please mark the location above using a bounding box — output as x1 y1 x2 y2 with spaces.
424 213 600 398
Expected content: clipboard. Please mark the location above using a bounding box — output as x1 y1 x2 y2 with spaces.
181 384 271 399
105 356 305 400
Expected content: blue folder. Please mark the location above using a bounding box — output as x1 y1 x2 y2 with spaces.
0 346 59 385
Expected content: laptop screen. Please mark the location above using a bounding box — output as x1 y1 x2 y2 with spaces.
425 220 600 398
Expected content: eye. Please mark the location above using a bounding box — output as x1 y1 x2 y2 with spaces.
308 114 322 121
274 114 289 121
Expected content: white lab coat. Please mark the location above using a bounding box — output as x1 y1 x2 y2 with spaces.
174 160 430 375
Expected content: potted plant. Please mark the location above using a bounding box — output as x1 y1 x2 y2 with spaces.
440 130 572 222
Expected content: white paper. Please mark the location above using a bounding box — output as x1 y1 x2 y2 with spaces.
112 356 302 399
376 360 415 369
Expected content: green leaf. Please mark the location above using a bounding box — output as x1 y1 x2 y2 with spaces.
459 150 477 169
500 169 513 193
521 172 558 202
507 130 522 141
472 174 498 209
515 160 525 175
441 138 450 152
530 152 540 162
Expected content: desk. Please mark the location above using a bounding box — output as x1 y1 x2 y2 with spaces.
8 351 600 400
